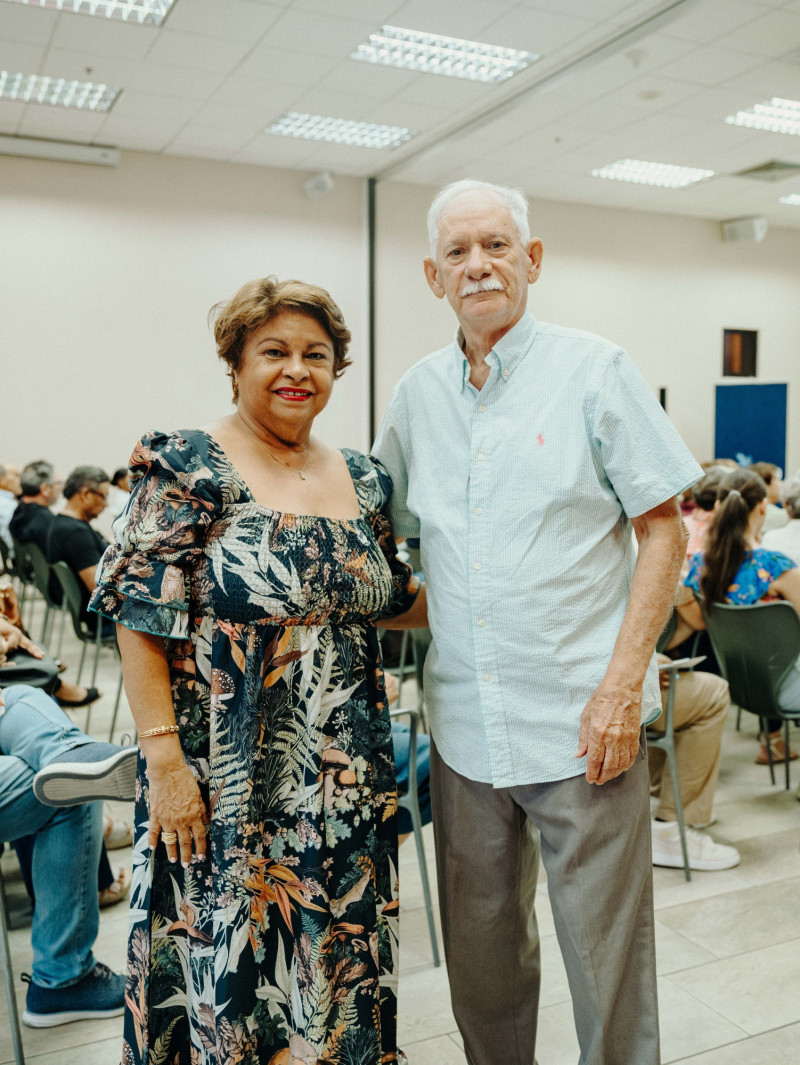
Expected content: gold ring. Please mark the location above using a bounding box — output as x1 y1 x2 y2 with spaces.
161 830 178 844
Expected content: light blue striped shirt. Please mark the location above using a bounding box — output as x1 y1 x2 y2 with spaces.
373 313 703 787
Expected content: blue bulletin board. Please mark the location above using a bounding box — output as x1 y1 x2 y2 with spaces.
714 382 787 470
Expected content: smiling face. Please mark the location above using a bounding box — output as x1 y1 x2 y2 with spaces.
424 191 542 338
235 311 336 440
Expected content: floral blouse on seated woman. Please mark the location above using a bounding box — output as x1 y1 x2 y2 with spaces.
684 545 796 605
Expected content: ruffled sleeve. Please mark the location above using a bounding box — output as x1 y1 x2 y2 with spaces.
344 450 420 620
89 431 221 638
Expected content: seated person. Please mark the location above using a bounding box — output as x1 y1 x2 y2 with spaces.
649 655 739 871
8 460 61 557
763 476 800 565
0 683 135 1027
46 466 114 637
683 466 727 564
0 613 98 708
750 461 788 534
0 462 21 553
95 467 132 542
679 467 800 766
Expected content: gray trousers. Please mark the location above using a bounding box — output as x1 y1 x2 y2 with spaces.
430 733 659 1065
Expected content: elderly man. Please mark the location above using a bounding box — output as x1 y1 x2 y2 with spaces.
373 179 703 1065
9 460 61 555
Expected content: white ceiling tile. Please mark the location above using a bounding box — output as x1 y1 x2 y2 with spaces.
654 44 766 86
314 60 420 101
0 39 45 72
479 6 596 54
189 103 270 136
168 124 253 152
40 47 139 86
209 76 302 120
717 9 800 57
167 144 235 160
48 15 158 60
0 2 57 44
17 106 106 139
667 85 761 120
557 100 647 134
518 0 635 18
126 62 225 101
457 91 589 148
161 0 284 41
260 8 377 59
289 86 404 123
368 97 455 131
93 115 182 151
668 0 771 44
300 139 389 172
720 59 800 98
230 134 318 169
387 0 516 40
145 29 253 73
293 0 401 19
0 98 25 133
558 35 699 100
394 71 495 108
234 46 342 87
110 90 201 123
596 74 702 113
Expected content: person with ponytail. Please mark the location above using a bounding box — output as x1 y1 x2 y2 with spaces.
679 467 800 764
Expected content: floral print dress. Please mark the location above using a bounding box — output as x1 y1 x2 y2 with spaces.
90 429 417 1065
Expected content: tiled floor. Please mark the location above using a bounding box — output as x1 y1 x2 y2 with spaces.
2 599 799 1064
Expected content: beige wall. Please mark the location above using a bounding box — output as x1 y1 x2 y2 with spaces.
375 180 800 473
2 153 799 482
0 152 369 477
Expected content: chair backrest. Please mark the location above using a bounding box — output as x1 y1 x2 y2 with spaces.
701 600 800 719
410 628 432 691
9 537 33 585
0 536 12 577
51 561 90 641
23 542 60 609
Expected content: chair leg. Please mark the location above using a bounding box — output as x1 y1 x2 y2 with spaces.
76 642 87 686
109 663 124 742
55 602 67 661
407 802 441 966
664 746 691 882
0 868 26 1065
39 604 51 649
735 704 741 731
761 718 776 786
785 720 791 792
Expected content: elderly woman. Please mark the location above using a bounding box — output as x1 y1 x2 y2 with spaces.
90 278 425 1065
678 467 800 765
763 476 800 564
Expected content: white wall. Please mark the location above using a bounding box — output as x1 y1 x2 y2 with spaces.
2 154 800 481
375 181 800 474
0 152 369 476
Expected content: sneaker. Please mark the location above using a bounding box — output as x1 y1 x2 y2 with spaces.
651 820 740 872
32 744 137 806
22 962 125 1027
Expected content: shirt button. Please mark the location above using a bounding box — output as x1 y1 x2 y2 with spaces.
483 672 491 681
502 369 510 378
476 452 484 461
477 618 486 627
478 404 486 412
474 562 482 570
475 506 483 515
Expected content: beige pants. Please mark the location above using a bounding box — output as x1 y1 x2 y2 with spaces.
648 670 730 824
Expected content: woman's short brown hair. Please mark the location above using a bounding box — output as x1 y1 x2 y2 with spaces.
209 277 352 390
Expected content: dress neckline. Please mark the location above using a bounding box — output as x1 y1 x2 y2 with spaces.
190 427 368 523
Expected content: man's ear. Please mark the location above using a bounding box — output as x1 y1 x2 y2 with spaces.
526 239 543 285
423 256 445 299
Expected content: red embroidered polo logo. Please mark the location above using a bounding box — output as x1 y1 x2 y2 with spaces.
537 433 544 446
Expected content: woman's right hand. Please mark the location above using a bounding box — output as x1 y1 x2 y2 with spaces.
145 758 209 868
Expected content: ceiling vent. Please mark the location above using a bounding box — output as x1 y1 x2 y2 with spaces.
733 160 800 182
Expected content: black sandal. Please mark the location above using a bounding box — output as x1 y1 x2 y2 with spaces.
56 686 101 708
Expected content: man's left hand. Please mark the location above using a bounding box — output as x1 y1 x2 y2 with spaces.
575 681 642 785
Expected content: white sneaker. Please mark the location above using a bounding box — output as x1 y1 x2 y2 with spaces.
651 820 740 872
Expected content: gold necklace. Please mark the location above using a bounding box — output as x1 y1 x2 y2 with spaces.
264 443 312 480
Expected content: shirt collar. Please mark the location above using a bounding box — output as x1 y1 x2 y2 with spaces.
453 312 538 391
0 489 15 501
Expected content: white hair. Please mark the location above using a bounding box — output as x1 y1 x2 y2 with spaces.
427 179 531 257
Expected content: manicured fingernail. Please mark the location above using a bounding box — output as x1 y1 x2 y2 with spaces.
169 856 177 863
182 861 189 868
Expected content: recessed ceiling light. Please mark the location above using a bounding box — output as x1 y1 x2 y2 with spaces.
591 158 714 187
351 25 538 84
726 98 800 136
0 70 119 110
266 112 414 150
2 0 175 25
779 193 800 205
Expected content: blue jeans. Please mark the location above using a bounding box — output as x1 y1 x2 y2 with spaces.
0 685 102 988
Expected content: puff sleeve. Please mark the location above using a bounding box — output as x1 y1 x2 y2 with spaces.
89 431 221 639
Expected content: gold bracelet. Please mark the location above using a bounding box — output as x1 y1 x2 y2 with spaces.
138 724 181 739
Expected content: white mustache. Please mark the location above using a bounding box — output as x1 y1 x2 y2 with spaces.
459 279 504 296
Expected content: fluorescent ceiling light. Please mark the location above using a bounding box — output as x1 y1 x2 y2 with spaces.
352 25 538 84
0 70 119 111
591 158 714 188
2 0 175 25
779 193 800 205
267 112 414 150
726 98 800 136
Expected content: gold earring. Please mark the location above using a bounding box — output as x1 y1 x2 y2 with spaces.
232 378 239 401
